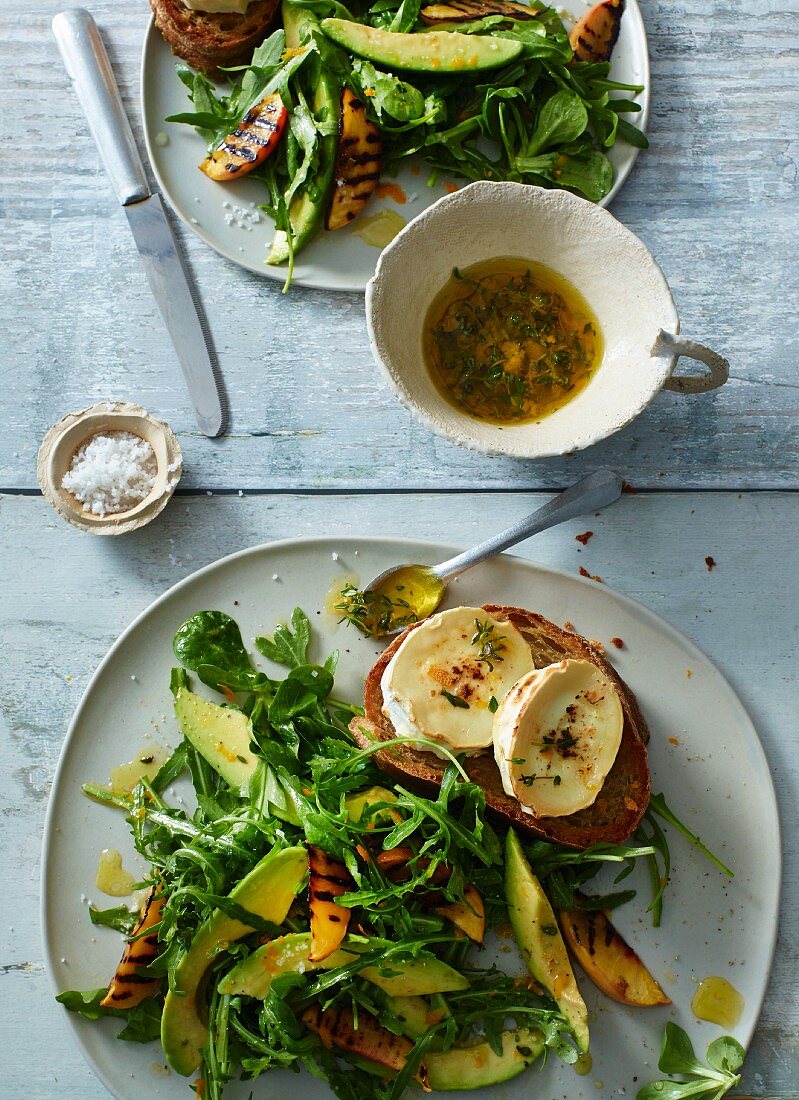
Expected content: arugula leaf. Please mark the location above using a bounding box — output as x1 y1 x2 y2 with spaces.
637 1024 744 1100
269 665 335 723
151 738 189 792
256 607 312 669
351 60 425 124
648 792 734 877
388 0 421 33
56 987 112 1020
116 998 164 1043
89 904 138 935
56 988 163 1043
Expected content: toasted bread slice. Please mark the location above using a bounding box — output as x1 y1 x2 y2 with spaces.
349 605 650 849
149 0 281 76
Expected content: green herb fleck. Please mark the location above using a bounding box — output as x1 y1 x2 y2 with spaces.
471 620 507 670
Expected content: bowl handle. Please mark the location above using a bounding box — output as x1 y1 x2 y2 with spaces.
653 330 730 393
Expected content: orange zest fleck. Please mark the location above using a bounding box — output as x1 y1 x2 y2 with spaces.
215 741 240 763
221 684 236 703
443 183 459 194
376 182 407 204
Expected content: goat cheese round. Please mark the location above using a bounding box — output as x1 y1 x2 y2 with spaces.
380 606 534 755
493 659 623 817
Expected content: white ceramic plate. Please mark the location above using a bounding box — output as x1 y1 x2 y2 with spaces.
140 3 650 291
41 536 778 1099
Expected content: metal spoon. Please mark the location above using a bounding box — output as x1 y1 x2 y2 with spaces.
364 467 623 635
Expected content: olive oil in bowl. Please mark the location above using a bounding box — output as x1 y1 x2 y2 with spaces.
423 258 603 425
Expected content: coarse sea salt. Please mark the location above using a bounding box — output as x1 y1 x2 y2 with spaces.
62 431 159 516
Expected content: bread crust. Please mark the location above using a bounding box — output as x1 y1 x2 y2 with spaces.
149 0 281 76
349 605 651 849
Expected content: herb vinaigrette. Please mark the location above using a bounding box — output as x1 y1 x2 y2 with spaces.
423 258 603 425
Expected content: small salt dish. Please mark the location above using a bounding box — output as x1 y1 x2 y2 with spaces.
37 401 182 536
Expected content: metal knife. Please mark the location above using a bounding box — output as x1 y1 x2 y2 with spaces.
52 8 226 438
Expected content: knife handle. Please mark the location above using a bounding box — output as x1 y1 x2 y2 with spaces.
53 9 150 206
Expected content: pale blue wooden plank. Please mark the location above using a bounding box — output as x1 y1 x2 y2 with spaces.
1 2 797 490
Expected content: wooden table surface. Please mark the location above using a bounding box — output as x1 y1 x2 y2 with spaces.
1 0 797 1097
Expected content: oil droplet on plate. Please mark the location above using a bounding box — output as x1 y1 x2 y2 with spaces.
692 975 744 1028
574 1052 593 1076
96 849 137 897
110 745 166 795
351 209 406 249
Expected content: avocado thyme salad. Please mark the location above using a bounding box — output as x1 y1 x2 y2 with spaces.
57 607 744 1100
166 0 648 284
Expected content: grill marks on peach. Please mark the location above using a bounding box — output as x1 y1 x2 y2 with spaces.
200 93 287 181
308 845 352 961
569 0 625 64
302 1003 428 1084
100 887 164 1008
326 89 382 231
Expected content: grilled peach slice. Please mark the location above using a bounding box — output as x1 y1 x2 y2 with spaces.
421 0 540 24
558 903 670 1006
100 886 163 1009
569 0 624 63
435 884 486 943
325 88 382 231
303 1003 428 1084
308 844 352 962
201 92 287 181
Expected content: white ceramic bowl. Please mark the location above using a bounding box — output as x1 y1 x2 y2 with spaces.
37 401 182 535
366 181 729 459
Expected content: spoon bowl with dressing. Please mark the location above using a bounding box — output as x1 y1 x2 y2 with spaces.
337 467 622 637
366 181 729 459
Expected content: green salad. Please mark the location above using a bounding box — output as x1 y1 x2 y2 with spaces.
167 0 647 284
58 608 738 1100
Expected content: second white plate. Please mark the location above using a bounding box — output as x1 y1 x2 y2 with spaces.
140 3 650 291
42 536 778 1099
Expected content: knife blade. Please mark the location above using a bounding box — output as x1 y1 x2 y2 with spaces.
52 7 226 438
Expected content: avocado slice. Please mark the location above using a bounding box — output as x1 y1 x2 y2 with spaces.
161 845 307 1076
504 828 589 1052
320 19 522 73
344 785 399 822
386 993 450 1039
173 687 258 788
425 1027 544 1090
219 930 469 998
267 3 340 266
